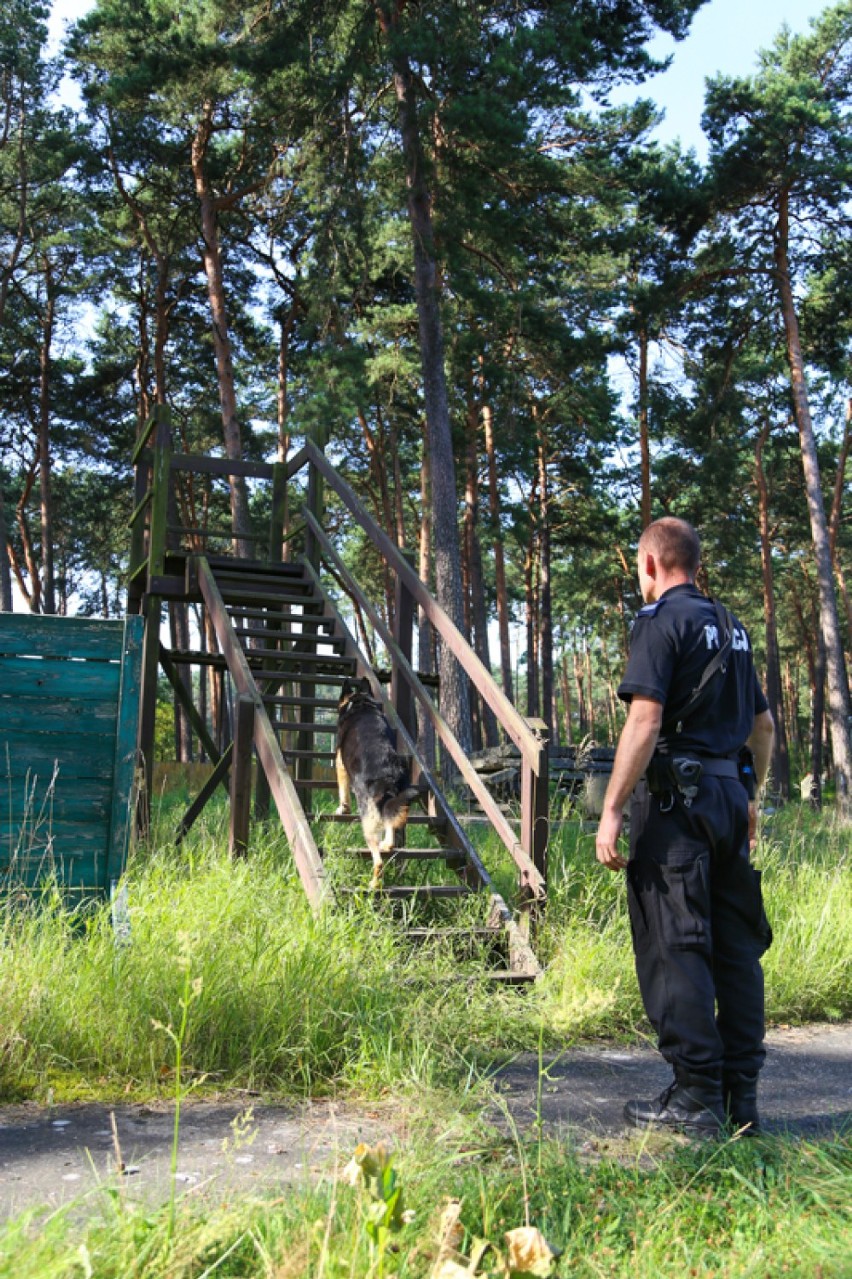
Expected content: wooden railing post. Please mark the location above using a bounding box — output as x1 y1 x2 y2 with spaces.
520 718 549 927
304 428 326 572
268 460 287 563
230 694 256 857
136 407 173 834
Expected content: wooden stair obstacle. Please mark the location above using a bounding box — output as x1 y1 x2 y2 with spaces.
128 409 548 979
0 612 143 899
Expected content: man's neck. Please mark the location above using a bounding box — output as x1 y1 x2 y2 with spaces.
651 573 694 602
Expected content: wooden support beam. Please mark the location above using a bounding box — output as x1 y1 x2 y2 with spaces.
159 645 227 775
175 745 233 845
230 694 255 857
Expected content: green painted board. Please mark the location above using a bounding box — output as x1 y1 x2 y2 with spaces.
0 656 122 700
0 697 118 735
0 614 143 898
107 616 143 883
0 732 117 777
1 785 112 823
0 614 125 661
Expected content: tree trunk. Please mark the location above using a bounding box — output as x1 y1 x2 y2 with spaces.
377 3 471 765
537 422 554 739
276 311 292 559
191 100 252 557
754 421 790 798
417 445 436 771
0 487 12 611
560 653 573 745
482 395 513 702
464 381 499 747
810 635 826 809
524 476 540 719
776 189 852 809
638 324 651 529
574 649 587 737
828 398 852 637
37 269 56 615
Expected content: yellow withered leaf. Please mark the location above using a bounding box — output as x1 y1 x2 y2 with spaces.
504 1226 560 1277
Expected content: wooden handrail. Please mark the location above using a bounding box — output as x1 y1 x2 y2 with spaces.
301 518 545 897
131 412 158 467
297 440 545 775
196 556 330 908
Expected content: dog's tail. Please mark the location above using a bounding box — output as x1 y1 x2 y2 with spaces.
380 785 421 823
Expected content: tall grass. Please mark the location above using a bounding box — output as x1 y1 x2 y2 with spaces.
0 799 849 1102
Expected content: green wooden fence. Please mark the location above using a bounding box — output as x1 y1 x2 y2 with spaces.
0 613 144 897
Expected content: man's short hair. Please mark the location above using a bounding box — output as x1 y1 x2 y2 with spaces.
639 518 700 577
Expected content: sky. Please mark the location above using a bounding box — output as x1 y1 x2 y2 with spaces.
48 0 833 156
609 0 833 155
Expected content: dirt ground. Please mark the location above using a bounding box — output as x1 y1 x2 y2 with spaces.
1 1023 850 1221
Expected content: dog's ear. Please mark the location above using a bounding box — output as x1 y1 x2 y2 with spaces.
358 676 371 695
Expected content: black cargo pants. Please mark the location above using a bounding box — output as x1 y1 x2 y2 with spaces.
626 776 773 1081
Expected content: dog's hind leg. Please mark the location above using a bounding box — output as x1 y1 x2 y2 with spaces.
334 750 351 816
362 802 385 888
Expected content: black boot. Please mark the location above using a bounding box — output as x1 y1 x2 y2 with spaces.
723 1072 761 1133
624 1075 725 1134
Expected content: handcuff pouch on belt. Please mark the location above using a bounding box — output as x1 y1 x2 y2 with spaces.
646 755 703 810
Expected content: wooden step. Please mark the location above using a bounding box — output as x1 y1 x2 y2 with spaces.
241 640 345 659
333 847 467 867
224 606 330 624
256 671 354 688
481 971 537 986
234 622 337 640
280 748 336 761
404 927 503 941
248 651 355 671
217 588 321 607
214 568 314 590
339 885 473 900
270 719 337 735
263 694 341 709
206 555 307 578
314 812 443 829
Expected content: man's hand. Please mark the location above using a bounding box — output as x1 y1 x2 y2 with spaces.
748 800 757 850
594 695 661 873
596 806 627 871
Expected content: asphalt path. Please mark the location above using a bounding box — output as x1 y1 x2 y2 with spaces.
1 1023 849 1220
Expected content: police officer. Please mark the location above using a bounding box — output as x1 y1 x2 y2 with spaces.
596 518 775 1133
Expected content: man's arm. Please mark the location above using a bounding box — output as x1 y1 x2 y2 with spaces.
596 695 663 871
746 708 774 846
746 708 774 789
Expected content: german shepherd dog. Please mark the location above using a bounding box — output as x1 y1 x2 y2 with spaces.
335 677 419 888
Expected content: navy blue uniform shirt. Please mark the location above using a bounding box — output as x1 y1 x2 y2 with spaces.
618 583 769 758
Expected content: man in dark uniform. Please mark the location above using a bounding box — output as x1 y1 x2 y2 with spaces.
596 518 775 1133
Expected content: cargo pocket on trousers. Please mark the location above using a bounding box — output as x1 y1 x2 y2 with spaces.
744 864 773 955
656 855 712 954
626 861 652 955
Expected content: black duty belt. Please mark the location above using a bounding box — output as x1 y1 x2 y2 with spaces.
694 757 739 780
645 753 740 809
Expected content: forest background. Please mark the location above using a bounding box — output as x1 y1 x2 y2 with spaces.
1 0 851 808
